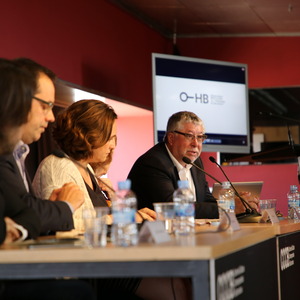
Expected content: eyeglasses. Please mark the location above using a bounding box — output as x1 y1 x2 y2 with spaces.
33 96 54 113
173 130 207 143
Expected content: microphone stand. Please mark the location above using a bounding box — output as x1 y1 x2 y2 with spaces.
182 157 222 184
209 156 261 223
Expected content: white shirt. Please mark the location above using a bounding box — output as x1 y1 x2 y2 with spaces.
13 141 30 192
165 144 196 202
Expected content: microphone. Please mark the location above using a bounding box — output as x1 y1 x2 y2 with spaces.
208 156 261 223
52 149 116 193
182 156 222 184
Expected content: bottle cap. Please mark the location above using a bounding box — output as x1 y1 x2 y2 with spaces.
177 180 189 189
118 179 131 190
290 185 298 191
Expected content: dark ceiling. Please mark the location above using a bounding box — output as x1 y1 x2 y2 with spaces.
108 0 300 127
108 0 300 38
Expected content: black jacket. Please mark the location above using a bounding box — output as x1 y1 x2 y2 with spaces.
0 160 40 239
0 154 74 235
128 142 219 219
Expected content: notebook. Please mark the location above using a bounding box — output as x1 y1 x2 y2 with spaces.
212 181 264 199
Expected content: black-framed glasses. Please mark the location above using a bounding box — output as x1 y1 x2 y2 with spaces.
173 130 207 143
33 96 54 112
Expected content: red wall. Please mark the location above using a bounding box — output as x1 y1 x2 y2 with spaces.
177 37 300 89
1 1 300 107
0 0 167 109
110 114 154 189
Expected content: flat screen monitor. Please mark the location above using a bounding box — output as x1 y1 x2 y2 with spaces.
152 53 250 153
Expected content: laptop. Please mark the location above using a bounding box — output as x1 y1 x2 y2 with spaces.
212 181 264 199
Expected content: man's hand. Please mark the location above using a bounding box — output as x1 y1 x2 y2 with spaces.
49 187 62 201
235 191 259 214
49 183 84 211
4 217 20 244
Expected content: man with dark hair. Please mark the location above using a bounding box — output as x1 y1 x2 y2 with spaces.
0 58 35 155
0 58 96 300
0 58 40 241
0 58 84 234
13 57 56 145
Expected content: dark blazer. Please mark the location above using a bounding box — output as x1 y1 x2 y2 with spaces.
0 189 41 241
0 154 74 235
128 142 219 219
0 163 41 239
0 196 5 244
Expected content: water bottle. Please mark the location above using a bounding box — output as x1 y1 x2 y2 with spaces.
287 185 300 219
111 179 138 246
173 180 195 236
218 181 235 213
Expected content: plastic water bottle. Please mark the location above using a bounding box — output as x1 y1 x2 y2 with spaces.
287 185 300 219
218 181 235 213
173 180 195 236
111 179 138 246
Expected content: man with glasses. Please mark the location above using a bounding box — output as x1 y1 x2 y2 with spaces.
0 58 41 242
0 57 96 300
128 111 219 219
0 58 84 235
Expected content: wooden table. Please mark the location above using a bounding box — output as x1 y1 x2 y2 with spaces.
0 223 282 299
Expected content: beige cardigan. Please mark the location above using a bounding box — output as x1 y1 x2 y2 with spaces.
32 154 95 235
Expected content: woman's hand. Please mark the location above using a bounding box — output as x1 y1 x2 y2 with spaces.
97 178 115 200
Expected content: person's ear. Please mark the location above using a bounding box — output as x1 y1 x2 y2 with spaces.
167 132 174 145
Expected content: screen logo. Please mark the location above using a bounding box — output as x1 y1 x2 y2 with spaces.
180 92 225 105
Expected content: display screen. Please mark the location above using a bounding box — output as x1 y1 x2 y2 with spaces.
152 53 250 153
